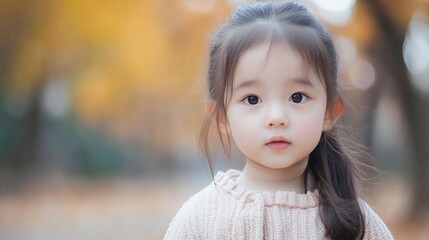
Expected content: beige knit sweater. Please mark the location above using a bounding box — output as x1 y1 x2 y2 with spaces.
164 169 393 239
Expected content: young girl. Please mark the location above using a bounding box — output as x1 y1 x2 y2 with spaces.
165 1 393 239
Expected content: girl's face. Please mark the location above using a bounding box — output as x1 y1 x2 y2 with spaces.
226 42 333 170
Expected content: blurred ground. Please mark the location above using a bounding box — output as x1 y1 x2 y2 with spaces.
0 173 428 240
0 171 208 240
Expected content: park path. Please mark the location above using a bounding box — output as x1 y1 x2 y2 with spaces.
0 173 204 240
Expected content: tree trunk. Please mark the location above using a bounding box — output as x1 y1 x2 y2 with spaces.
363 0 429 219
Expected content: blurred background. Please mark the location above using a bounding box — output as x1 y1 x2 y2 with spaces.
0 0 428 239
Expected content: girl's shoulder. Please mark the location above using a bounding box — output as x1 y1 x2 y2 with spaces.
180 169 241 207
164 170 240 239
359 199 395 239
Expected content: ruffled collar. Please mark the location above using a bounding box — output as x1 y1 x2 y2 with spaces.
214 169 319 209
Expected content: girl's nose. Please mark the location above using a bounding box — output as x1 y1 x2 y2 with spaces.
266 117 288 128
265 112 288 128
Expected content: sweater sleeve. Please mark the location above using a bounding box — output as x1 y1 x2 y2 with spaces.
361 201 394 240
163 195 202 240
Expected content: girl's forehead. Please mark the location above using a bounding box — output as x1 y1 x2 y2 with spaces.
234 41 319 85
238 42 300 67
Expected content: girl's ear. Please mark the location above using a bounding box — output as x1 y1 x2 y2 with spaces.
323 98 344 131
204 100 229 133
204 100 215 115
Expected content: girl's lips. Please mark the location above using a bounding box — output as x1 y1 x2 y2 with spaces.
266 141 290 150
266 136 291 150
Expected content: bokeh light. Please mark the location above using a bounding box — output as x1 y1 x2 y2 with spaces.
336 35 358 66
182 0 216 13
403 12 429 94
309 0 356 25
348 59 376 90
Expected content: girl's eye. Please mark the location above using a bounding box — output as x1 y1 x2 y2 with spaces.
289 92 308 103
244 95 261 105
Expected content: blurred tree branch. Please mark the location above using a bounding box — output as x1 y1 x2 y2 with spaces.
0 1 43 180
363 0 429 219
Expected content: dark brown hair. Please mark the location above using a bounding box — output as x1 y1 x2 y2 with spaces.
200 1 368 239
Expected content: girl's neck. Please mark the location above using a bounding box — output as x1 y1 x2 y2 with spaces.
236 157 310 194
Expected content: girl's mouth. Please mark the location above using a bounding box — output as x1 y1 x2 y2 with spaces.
266 136 291 150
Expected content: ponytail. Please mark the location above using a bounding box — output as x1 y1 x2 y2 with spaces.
308 128 366 240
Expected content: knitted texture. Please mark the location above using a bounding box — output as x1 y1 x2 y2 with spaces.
164 169 394 239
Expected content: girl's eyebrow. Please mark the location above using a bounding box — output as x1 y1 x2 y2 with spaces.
292 78 314 87
233 79 259 91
